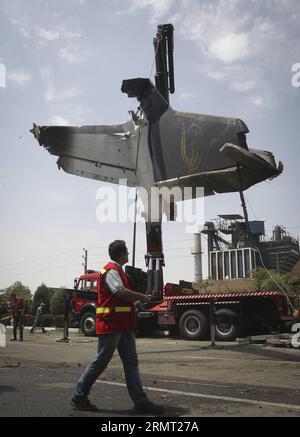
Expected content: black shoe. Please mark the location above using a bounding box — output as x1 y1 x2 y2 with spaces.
30 328 34 333
10 338 17 341
134 401 164 415
69 397 98 411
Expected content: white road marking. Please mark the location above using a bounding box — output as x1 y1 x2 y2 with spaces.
184 356 300 365
96 380 300 411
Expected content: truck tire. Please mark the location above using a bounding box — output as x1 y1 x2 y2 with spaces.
80 311 96 336
214 309 238 341
179 310 208 340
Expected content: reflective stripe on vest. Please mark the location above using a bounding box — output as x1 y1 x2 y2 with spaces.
96 307 110 314
96 307 131 314
115 307 131 313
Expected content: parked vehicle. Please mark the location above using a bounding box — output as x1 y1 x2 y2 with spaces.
71 271 295 341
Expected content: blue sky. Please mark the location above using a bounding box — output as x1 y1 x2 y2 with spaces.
0 0 300 294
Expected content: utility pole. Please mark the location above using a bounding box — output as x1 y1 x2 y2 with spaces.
82 248 88 274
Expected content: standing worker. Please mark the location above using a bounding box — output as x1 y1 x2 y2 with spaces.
10 293 25 341
30 302 46 333
70 240 164 415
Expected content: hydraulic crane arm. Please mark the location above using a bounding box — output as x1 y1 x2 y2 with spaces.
144 24 175 299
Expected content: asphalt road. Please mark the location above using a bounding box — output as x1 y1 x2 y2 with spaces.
0 329 300 418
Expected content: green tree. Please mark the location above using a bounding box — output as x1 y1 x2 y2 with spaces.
253 269 300 296
33 283 50 314
5 281 32 301
50 288 65 315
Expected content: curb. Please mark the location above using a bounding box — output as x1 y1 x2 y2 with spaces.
5 326 80 333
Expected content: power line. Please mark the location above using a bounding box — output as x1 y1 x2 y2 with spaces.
0 246 194 276
0 261 82 279
0 237 195 271
2 238 194 261
0 248 83 268
0 255 81 273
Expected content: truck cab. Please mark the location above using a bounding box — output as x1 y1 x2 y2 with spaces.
72 271 99 336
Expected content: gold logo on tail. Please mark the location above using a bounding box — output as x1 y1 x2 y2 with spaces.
181 123 203 172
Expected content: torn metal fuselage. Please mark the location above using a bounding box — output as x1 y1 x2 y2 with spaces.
31 78 283 219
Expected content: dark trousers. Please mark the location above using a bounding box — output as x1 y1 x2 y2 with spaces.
13 315 24 340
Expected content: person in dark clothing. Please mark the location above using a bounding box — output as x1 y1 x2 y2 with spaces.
30 302 46 333
10 293 25 341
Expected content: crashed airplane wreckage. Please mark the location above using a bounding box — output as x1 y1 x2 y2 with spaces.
31 24 283 218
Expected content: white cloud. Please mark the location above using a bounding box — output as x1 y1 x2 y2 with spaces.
173 0 300 109
198 65 226 81
251 94 273 110
54 103 93 124
59 42 90 64
36 27 60 41
10 18 31 39
0 62 6 87
209 32 250 63
59 47 82 64
41 68 81 102
20 28 31 39
35 26 82 44
198 63 258 93
45 85 80 102
253 96 264 107
49 115 70 126
230 79 256 92
65 31 82 40
7 70 31 84
118 0 174 22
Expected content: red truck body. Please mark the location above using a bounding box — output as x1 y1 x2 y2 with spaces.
71 272 295 340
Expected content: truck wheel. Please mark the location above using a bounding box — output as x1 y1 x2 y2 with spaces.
179 310 208 340
80 311 96 336
214 309 238 341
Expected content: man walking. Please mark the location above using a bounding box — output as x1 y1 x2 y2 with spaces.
30 302 46 333
70 240 164 415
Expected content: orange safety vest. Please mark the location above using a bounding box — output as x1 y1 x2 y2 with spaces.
96 262 137 334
